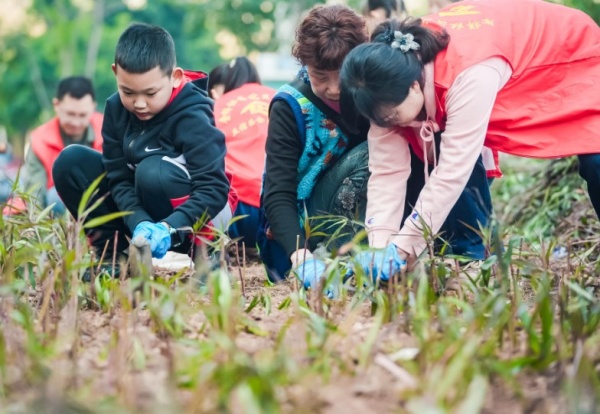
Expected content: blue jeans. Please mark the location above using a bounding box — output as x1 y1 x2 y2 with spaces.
405 144 492 260
440 156 491 259
578 154 600 217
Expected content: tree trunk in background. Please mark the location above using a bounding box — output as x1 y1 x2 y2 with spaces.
56 0 74 79
85 0 105 79
26 48 51 113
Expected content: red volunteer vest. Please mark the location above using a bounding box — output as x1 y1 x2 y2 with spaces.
214 83 275 208
30 112 103 188
422 0 600 159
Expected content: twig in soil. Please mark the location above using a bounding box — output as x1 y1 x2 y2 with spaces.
293 235 300 293
234 243 246 297
374 353 417 389
310 269 326 317
112 230 119 279
95 239 110 275
243 243 246 290
38 271 57 336
567 240 572 275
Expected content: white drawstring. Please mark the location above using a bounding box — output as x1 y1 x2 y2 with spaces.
408 117 439 184
407 62 440 184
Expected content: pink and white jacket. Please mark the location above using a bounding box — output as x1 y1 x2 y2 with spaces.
366 58 511 260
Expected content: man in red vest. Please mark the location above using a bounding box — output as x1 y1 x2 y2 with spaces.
4 76 103 215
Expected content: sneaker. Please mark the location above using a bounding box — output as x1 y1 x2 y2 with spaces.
82 259 123 282
212 251 230 269
461 260 482 278
191 249 231 287
443 259 483 291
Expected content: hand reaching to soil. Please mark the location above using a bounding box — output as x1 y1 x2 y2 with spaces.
347 244 406 282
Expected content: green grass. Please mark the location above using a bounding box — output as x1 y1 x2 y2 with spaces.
1 167 600 413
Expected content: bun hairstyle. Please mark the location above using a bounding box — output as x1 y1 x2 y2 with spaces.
371 18 449 64
340 19 448 126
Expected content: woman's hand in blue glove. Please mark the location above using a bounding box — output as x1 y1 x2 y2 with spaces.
291 249 340 299
294 257 327 291
347 244 407 282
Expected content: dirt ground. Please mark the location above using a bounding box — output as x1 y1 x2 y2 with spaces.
21 259 572 414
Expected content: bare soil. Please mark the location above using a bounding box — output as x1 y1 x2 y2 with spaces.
18 260 572 414
12 199 599 413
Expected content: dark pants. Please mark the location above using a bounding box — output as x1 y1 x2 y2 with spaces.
52 145 194 256
229 201 260 248
405 146 491 260
306 140 491 260
578 154 600 217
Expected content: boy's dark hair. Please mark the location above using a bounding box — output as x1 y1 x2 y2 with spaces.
56 76 95 101
208 63 229 96
223 57 261 94
114 23 176 76
292 4 368 71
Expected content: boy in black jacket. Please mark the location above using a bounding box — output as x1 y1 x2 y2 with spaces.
53 23 236 268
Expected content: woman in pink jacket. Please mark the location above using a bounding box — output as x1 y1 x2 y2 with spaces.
340 0 600 277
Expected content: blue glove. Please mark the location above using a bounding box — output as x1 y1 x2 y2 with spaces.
148 223 171 259
293 258 341 298
294 258 327 290
132 221 172 259
133 221 153 241
347 244 406 282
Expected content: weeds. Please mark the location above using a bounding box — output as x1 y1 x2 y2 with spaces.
1 170 600 413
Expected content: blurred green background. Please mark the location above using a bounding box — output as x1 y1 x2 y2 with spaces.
0 0 597 154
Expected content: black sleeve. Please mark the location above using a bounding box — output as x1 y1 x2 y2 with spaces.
166 99 229 230
102 99 153 231
263 99 306 256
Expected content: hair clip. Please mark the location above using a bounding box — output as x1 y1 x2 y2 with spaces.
391 31 420 53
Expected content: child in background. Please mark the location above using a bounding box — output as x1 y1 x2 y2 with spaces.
53 23 237 275
211 57 275 249
208 63 228 101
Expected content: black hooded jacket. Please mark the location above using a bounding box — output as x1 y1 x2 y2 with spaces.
101 78 229 232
